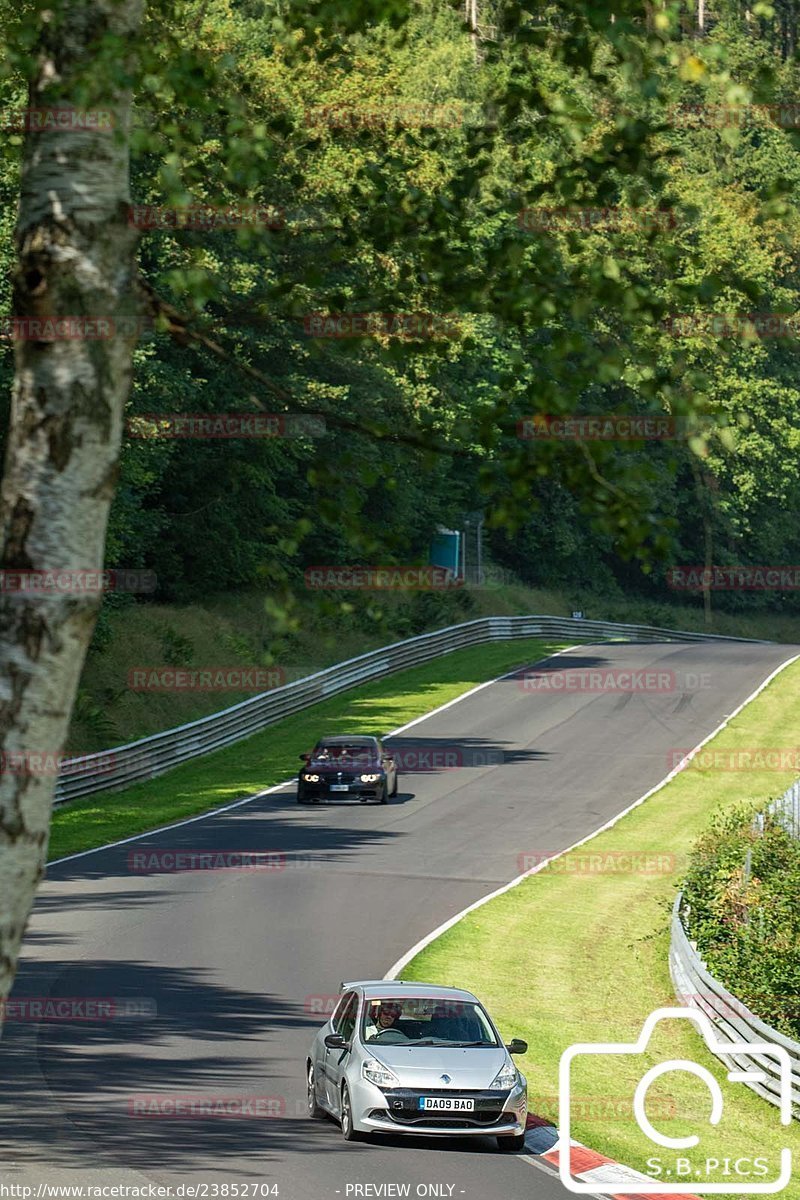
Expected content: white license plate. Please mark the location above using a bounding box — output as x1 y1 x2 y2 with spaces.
418 1097 474 1112
329 784 349 792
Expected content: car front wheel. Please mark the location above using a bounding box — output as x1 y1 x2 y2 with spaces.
497 1132 526 1152
340 1084 359 1140
307 1062 324 1118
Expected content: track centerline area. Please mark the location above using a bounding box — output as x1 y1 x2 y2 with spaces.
1 641 793 1200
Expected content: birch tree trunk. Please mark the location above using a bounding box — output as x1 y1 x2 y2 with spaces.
0 0 144 1025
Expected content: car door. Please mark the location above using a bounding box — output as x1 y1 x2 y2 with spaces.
324 990 358 1111
314 989 347 1109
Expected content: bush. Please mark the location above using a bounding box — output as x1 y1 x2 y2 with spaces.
681 804 800 1039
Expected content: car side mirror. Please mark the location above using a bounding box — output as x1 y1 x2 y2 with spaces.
325 1033 348 1050
506 1038 527 1055
299 752 310 761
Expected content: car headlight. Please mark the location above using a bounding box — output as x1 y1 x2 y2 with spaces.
360 773 381 783
302 773 320 782
490 1060 518 1090
362 1058 400 1087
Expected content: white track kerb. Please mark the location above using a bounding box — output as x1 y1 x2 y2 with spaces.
383 652 799 1200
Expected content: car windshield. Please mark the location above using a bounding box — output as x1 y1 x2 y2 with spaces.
314 742 375 763
361 997 499 1046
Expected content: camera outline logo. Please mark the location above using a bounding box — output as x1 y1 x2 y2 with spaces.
558 1007 793 1194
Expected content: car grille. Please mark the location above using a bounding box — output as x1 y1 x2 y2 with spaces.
378 1088 511 1128
321 772 358 783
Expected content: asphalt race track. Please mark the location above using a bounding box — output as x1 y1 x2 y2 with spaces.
2 640 795 1200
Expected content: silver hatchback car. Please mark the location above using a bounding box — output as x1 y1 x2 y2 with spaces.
306 980 528 1151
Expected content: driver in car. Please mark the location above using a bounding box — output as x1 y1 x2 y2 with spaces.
365 1001 402 1039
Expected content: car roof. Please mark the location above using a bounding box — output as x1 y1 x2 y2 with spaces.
342 980 480 1002
317 735 379 746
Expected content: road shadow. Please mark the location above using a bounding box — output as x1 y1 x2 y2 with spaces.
293 789 417 807
502 652 613 683
0 958 352 1169
383 734 548 772
47 807 405 884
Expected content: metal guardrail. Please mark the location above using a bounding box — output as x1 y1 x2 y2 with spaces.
670 772 800 1117
769 779 800 840
54 613 760 806
670 896 800 1117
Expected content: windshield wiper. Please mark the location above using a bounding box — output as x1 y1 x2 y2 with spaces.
448 1041 495 1047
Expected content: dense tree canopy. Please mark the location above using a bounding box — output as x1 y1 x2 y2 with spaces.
2 0 800 1040
2 0 800 629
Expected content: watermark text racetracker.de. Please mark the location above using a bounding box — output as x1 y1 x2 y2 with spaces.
669 747 800 772
303 312 460 339
668 565 800 591
517 851 682 875
304 566 462 591
304 993 341 1016
305 102 463 129
0 316 143 340
131 1092 412 1123
530 1094 677 1122
303 994 477 1016
129 1094 285 1118
1 751 116 777
127 667 285 692
519 667 711 694
525 990 800 1027
517 206 677 233
126 849 321 873
384 741 504 771
126 413 325 439
674 989 800 1022
1 997 156 1021
517 414 678 441
0 106 114 131
669 101 800 128
662 312 800 338
127 203 285 230
306 564 518 591
0 569 156 595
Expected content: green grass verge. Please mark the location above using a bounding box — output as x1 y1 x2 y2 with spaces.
49 637 562 862
401 655 800 1191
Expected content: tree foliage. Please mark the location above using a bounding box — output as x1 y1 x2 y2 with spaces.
682 803 800 1038
2 0 800 631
